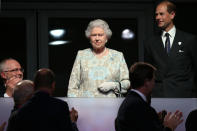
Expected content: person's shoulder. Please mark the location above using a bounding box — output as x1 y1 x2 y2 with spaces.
126 91 138 98
108 48 123 55
120 91 143 109
78 48 90 52
15 101 30 117
76 48 93 60
188 109 197 116
176 29 196 38
77 48 92 55
125 91 144 103
51 97 69 107
108 49 125 60
123 91 136 101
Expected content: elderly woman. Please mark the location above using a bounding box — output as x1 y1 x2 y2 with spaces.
68 19 130 97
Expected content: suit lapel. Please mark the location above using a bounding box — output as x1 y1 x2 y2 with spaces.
154 36 169 58
169 30 181 56
169 29 185 57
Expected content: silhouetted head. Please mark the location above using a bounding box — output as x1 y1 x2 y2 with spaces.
34 68 55 91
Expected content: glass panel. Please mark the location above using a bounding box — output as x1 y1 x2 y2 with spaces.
0 17 27 93
48 18 138 96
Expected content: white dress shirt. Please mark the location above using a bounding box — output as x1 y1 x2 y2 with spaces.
4 93 9 97
161 26 176 48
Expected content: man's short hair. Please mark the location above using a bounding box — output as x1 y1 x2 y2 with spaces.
0 58 16 73
34 68 55 90
13 80 34 105
156 0 176 14
129 62 156 89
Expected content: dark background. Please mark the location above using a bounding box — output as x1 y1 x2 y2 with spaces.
0 0 196 97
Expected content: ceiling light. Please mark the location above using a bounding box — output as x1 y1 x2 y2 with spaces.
49 29 65 38
48 40 70 46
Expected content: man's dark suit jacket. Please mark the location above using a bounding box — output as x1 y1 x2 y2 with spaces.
0 86 5 97
144 29 197 97
185 109 197 131
7 91 75 131
115 91 171 131
0 80 5 97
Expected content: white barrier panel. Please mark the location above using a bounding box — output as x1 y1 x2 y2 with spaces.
0 98 197 131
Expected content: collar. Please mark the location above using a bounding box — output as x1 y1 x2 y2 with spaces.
162 26 176 38
4 93 10 97
131 89 147 102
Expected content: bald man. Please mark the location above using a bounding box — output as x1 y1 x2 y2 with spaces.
0 58 23 97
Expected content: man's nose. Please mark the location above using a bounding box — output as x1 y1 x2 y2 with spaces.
155 15 161 20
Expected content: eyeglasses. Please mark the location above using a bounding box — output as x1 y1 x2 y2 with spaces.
3 68 24 73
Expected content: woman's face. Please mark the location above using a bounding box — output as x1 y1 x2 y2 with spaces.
89 27 108 50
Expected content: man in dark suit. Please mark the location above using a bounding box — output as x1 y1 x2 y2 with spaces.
115 62 183 131
8 68 78 131
144 0 197 97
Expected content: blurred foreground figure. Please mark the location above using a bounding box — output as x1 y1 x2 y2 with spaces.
7 68 78 131
115 62 183 131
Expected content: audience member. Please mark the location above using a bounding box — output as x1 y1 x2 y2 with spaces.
12 80 34 111
0 58 23 97
7 68 78 131
68 19 130 97
6 80 34 131
185 109 197 131
115 62 183 131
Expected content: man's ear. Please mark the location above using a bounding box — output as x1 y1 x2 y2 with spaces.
144 79 150 88
170 11 175 20
51 81 56 92
0 72 6 79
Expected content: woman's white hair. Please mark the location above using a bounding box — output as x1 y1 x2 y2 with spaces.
85 19 112 39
